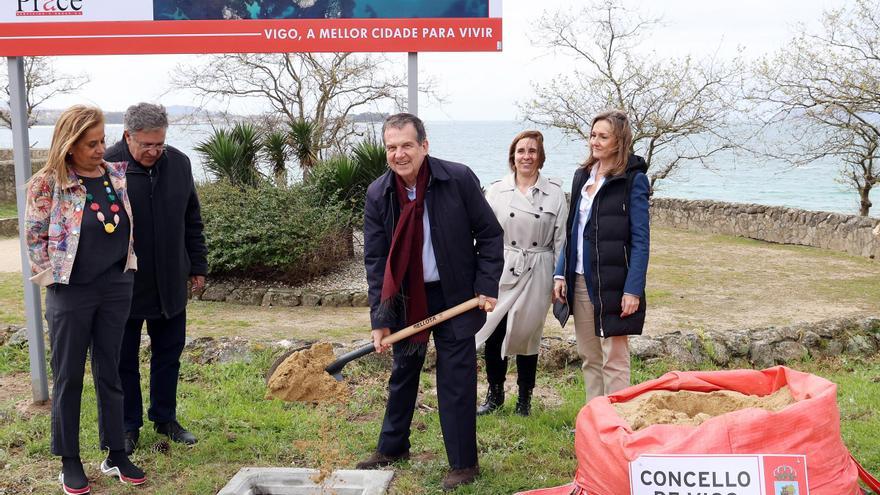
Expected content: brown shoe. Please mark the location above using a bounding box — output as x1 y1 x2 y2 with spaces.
442 465 479 490
355 450 410 469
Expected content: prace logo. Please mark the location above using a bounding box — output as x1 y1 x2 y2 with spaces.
16 0 84 16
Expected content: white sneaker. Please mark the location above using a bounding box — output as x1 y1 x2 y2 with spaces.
99 459 147 486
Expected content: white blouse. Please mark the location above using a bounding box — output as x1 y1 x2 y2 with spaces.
575 167 605 275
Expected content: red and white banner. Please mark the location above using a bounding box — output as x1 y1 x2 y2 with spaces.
0 0 502 55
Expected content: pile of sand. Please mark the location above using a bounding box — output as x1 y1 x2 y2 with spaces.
265 343 348 403
613 386 795 431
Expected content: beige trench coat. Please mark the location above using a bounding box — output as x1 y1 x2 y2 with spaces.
475 173 568 356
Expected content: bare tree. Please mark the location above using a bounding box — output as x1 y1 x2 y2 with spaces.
1 56 89 128
521 0 745 190
752 0 879 216
170 52 407 158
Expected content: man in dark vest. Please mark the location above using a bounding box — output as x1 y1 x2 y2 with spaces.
357 112 503 490
105 103 208 454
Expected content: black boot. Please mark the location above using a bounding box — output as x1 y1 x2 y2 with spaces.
514 387 533 416
477 383 505 415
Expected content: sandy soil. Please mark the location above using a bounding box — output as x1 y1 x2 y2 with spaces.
613 386 795 430
0 373 51 417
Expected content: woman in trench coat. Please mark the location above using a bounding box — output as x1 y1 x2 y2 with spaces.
474 130 568 416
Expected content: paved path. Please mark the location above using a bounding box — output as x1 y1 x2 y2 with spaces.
0 237 23 273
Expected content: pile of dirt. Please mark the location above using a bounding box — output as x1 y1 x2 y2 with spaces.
613 386 796 431
265 343 348 403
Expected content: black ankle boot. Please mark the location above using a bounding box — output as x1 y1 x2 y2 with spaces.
514 387 533 416
60 456 89 494
477 383 505 415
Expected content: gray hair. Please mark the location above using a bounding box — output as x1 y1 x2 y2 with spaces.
123 102 169 133
382 113 426 144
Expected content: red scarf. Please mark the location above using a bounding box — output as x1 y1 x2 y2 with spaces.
379 161 431 346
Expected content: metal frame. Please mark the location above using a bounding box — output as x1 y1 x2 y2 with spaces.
7 55 49 403
408 52 418 115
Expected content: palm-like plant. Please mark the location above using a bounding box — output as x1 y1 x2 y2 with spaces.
289 118 319 180
309 138 388 215
311 154 358 204
196 123 264 188
231 122 262 173
351 137 388 186
263 131 291 187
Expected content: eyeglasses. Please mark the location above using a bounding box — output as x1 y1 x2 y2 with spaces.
129 136 166 152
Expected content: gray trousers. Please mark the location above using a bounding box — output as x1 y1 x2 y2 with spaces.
45 267 134 457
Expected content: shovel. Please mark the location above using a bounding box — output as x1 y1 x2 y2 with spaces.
324 297 480 380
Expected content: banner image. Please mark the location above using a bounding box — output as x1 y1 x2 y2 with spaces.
153 0 491 20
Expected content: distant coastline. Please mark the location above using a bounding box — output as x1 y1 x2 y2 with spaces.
28 107 388 126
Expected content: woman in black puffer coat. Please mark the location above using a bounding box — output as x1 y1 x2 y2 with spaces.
552 109 651 403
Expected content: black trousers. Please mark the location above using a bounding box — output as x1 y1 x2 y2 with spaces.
483 314 538 390
119 310 187 432
45 268 134 457
376 282 478 469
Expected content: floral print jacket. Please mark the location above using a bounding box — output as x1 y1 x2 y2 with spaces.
25 161 137 286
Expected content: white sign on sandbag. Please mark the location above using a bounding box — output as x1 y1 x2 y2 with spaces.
630 454 809 495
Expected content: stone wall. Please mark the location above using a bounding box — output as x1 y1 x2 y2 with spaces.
651 198 880 259
0 148 49 204
0 218 18 237
191 282 369 308
539 316 879 370
0 148 50 161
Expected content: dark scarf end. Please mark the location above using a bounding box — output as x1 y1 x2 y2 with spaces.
377 296 402 322
398 340 428 357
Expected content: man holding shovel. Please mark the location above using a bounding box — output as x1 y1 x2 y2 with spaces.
357 113 503 490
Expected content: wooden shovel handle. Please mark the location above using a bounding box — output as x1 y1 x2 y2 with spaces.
323 297 482 379
381 297 481 346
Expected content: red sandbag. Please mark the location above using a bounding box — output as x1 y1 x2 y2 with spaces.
517 366 861 495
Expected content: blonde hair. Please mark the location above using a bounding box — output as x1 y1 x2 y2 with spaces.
34 105 105 187
583 109 633 177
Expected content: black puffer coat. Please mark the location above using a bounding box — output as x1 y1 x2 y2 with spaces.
558 154 651 337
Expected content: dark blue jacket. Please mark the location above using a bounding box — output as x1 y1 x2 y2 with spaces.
554 154 650 337
105 140 208 320
363 156 504 340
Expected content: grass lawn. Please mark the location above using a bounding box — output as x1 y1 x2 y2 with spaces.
0 227 878 492
0 202 16 219
0 344 877 494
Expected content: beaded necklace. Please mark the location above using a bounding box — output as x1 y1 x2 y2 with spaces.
77 172 121 234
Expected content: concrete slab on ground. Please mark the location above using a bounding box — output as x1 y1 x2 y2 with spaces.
217 467 394 495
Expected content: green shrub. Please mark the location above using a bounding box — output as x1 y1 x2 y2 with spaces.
199 180 351 283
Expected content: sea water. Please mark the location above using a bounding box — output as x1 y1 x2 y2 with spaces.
2 121 876 217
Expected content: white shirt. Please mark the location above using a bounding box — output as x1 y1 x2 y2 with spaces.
406 185 440 282
575 167 605 275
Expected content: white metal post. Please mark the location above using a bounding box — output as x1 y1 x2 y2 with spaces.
7 56 49 403
407 52 418 115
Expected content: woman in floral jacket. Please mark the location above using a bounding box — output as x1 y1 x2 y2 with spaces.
26 105 145 494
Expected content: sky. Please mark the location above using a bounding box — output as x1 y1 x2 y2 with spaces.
32 0 836 121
